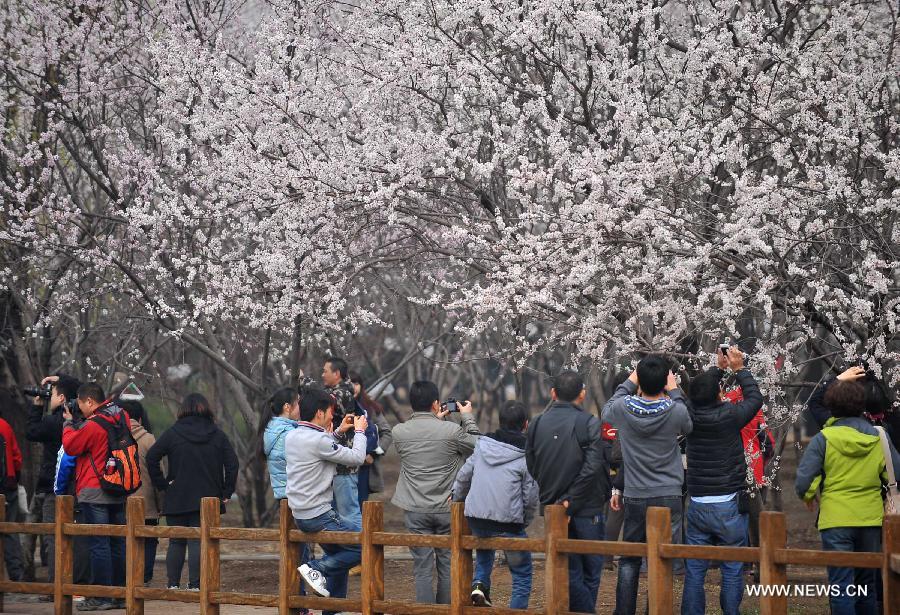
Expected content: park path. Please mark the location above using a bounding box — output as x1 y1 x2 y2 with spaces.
5 600 279 614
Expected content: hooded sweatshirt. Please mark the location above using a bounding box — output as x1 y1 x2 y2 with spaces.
130 420 163 519
263 416 298 500
62 403 131 504
602 380 692 499
145 415 239 516
453 429 539 532
796 416 900 530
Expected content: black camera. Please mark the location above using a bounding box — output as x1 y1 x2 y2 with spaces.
64 398 84 423
23 382 53 399
442 397 470 413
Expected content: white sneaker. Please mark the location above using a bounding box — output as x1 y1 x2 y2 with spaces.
298 563 329 597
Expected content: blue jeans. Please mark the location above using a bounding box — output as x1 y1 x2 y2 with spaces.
295 508 361 612
615 495 682 615
681 497 748 615
81 502 126 589
568 514 605 613
333 473 362 529
820 526 881 615
470 525 532 609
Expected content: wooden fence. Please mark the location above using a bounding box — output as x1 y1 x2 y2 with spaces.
0 494 899 614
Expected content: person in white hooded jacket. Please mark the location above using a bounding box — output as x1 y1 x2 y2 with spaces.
453 401 539 609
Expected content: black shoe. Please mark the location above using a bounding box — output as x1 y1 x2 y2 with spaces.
77 598 117 611
471 582 492 607
112 598 126 609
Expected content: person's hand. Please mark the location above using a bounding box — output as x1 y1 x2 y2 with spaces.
727 346 745 371
837 366 866 381
804 498 817 512
459 401 473 414
562 500 569 509
365 454 375 465
628 370 638 385
436 405 450 420
353 413 368 433
665 371 679 392
716 349 729 370
610 493 621 511
62 405 73 421
41 375 60 386
337 414 354 434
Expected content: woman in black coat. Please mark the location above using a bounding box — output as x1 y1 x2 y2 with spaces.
146 393 238 589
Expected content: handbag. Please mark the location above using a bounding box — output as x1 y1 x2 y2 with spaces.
875 426 900 515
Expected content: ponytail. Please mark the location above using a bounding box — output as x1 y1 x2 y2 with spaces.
257 387 299 456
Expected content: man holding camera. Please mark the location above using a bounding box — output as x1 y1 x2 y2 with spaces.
321 357 363 528
392 381 481 604
25 373 81 586
285 388 367 611
62 383 130 611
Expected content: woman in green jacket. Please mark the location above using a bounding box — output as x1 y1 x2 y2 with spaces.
796 379 900 615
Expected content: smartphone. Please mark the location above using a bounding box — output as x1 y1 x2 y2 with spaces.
719 344 730 356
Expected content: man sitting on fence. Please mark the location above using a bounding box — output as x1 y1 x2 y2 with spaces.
453 400 539 609
526 370 610 614
603 356 691 615
61 383 131 611
285 388 367 610
681 347 764 615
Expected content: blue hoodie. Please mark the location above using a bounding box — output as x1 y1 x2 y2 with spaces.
263 417 298 499
53 446 77 496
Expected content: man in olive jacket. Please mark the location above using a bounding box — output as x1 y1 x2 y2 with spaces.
392 381 480 604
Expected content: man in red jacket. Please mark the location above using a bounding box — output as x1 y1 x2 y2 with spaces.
62 383 129 611
0 412 24 581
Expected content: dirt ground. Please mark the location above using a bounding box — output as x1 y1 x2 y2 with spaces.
7 444 844 613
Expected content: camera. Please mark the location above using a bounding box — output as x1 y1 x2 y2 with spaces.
23 382 53 399
442 397 469 413
719 344 730 356
63 398 84 423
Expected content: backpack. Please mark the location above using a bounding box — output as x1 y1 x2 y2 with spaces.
89 410 142 495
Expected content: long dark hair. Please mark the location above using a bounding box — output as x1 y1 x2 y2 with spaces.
349 371 384 415
178 393 214 420
257 387 299 455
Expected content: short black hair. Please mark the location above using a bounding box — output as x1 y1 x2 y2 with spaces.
325 357 349 380
118 400 152 433
637 356 668 396
825 380 866 418
688 369 722 407
499 400 528 431
409 381 439 413
77 382 106 404
54 374 81 401
300 389 335 422
552 370 584 403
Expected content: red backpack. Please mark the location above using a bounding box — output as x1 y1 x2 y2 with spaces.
90 409 142 496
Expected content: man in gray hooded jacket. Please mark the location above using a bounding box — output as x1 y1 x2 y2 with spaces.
603 356 692 615
453 401 538 609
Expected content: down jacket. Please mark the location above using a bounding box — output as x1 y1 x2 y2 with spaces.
453 430 539 528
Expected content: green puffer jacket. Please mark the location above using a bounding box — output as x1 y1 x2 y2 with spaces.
795 416 899 530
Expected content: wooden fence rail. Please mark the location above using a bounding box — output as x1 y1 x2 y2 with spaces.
0 494 898 614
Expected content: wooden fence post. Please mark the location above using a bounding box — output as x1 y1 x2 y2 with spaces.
544 504 569 615
759 511 788 615
200 497 221 615
0 493 6 612
450 501 472 615
126 496 146 614
54 495 75 615
361 500 385 615
278 498 300 615
883 514 900 615
646 506 674 615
